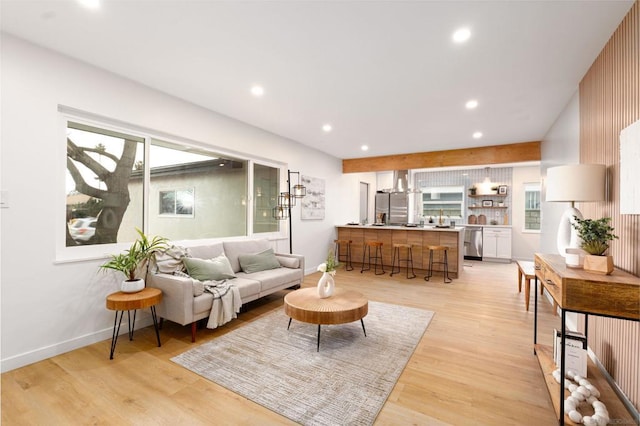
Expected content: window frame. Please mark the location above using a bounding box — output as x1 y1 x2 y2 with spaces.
523 182 541 233
57 107 287 263
158 188 195 217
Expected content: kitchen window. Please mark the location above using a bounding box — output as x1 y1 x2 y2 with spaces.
421 186 464 220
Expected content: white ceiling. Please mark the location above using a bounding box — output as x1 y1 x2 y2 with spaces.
0 0 633 160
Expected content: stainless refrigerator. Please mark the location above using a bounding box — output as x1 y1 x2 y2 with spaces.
375 192 408 225
374 192 389 224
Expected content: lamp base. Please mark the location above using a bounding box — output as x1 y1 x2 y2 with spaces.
565 248 586 268
557 207 583 258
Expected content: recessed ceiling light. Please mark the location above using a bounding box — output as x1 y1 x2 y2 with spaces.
465 99 478 109
322 124 333 133
250 85 264 97
77 0 100 9
361 145 369 151
473 132 483 139
453 28 471 43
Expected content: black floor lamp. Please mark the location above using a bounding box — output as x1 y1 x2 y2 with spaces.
273 170 306 253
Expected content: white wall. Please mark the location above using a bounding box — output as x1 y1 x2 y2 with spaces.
540 91 581 254
0 35 359 371
539 90 581 330
511 166 541 260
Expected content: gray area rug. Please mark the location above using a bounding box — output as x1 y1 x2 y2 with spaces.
171 300 434 425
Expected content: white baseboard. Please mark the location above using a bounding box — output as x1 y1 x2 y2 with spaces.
1 317 154 373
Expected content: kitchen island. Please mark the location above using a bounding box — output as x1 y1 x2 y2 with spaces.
336 225 465 278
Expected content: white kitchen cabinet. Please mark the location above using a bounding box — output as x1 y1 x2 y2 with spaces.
483 227 511 262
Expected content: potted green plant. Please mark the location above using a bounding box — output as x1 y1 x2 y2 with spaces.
100 228 168 292
571 216 618 274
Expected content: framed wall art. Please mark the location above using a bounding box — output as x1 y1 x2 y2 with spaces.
498 185 508 195
300 175 325 220
482 200 493 207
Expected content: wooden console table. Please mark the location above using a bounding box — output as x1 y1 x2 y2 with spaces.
533 253 639 425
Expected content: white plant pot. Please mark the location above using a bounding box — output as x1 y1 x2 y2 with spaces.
121 278 145 293
565 248 586 269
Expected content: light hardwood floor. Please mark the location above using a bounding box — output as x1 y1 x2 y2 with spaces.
2 261 561 425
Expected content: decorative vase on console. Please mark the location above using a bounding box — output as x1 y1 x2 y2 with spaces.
317 248 339 298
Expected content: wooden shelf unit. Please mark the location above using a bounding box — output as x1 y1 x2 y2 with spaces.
468 193 507 198
468 206 507 210
533 253 639 425
533 344 635 425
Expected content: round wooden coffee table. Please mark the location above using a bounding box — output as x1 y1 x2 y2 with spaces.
284 287 368 351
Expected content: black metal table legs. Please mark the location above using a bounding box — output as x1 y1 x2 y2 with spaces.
287 318 367 352
109 306 161 360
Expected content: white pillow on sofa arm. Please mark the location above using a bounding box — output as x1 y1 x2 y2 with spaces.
276 255 300 269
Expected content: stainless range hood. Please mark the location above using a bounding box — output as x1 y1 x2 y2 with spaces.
392 170 409 192
381 170 409 224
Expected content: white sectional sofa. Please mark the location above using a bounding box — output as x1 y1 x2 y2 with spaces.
147 239 304 341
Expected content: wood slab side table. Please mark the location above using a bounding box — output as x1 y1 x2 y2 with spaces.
106 287 162 359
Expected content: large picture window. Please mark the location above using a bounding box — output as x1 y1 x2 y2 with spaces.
253 163 279 233
147 139 247 241
66 122 144 246
65 118 275 248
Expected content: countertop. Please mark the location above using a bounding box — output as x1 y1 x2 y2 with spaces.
338 223 512 230
463 223 512 228
337 224 464 232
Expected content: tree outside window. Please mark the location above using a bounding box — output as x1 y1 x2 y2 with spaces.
66 122 144 246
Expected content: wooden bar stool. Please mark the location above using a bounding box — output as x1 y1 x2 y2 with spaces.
334 239 353 271
390 243 416 279
361 241 385 275
424 245 452 283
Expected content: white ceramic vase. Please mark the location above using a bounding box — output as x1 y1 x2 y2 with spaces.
317 272 335 298
121 278 145 293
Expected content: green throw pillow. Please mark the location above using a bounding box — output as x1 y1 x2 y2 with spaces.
238 248 281 274
183 255 236 281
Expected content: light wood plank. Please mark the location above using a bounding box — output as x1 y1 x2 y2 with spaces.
342 141 541 173
3 261 568 425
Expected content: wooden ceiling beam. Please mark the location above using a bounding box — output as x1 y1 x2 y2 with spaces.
342 141 541 173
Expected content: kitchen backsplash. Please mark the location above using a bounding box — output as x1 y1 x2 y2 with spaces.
414 167 513 224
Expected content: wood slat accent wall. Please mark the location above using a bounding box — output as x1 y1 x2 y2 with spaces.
579 1 639 411
342 141 540 173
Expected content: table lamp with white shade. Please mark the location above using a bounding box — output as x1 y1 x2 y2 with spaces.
545 164 606 266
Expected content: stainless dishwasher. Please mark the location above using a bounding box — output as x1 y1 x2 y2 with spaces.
464 226 483 260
